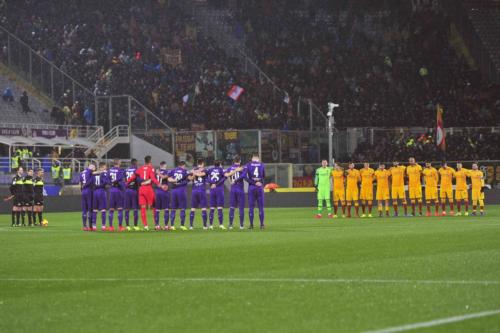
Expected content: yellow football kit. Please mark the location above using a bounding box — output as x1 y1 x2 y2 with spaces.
406 164 423 201
360 168 375 201
423 167 438 201
438 167 455 200
390 165 406 201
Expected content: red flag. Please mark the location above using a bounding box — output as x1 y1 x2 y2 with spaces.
227 85 244 101
436 104 446 151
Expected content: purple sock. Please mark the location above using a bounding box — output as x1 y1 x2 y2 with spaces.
82 212 87 228
190 211 195 227
202 210 207 227
249 209 254 226
209 208 214 226
92 211 97 227
217 208 223 225
164 209 169 226
154 209 159 226
109 210 114 227
101 211 107 227
170 210 176 226
239 207 245 227
259 209 264 226
180 210 186 226
229 207 235 226
125 210 130 226
133 210 138 226
118 210 123 226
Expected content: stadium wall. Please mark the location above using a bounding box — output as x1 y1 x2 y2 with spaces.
2 189 500 213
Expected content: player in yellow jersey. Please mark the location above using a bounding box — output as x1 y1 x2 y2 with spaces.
422 162 439 216
374 163 391 217
438 162 455 215
406 157 423 216
389 161 408 216
331 163 346 218
359 162 375 217
469 163 485 215
345 163 361 218
454 163 469 216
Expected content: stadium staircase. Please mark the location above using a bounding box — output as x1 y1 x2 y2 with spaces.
85 125 130 158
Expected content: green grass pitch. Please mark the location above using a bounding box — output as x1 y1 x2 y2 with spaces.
1 207 500 333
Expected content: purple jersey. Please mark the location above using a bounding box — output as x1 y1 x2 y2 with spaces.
156 168 170 186
207 167 225 188
225 164 246 191
80 168 93 191
125 167 138 189
92 171 110 190
169 167 189 188
108 166 125 190
191 167 207 192
246 162 265 185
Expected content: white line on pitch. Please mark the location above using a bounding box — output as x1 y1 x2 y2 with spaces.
1 277 500 285
363 308 500 333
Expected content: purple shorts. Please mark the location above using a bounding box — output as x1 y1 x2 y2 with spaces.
92 189 107 211
191 189 207 209
124 188 138 210
81 189 93 212
109 188 123 209
170 187 187 209
229 188 245 208
209 187 225 207
155 189 170 210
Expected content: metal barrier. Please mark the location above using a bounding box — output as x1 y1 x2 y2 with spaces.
0 123 103 141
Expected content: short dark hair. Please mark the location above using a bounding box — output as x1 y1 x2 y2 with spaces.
197 158 205 165
160 161 167 167
213 160 221 167
99 162 107 167
233 156 241 163
178 161 186 167
144 156 152 164
252 152 259 157
131 158 137 164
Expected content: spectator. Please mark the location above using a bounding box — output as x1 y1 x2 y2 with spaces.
19 91 30 113
2 87 14 102
83 107 94 125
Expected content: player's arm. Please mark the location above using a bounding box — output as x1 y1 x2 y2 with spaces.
149 168 160 186
314 169 319 188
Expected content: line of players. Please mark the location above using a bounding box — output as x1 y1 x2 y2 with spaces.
80 154 266 231
315 157 486 218
8 167 45 226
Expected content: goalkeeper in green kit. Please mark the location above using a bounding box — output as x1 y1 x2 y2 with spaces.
314 159 333 218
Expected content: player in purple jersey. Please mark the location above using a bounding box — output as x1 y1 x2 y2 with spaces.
246 153 265 229
224 156 246 229
207 160 226 230
79 163 95 231
92 162 110 231
108 159 125 231
154 161 170 230
167 161 189 230
189 159 208 229
124 159 139 230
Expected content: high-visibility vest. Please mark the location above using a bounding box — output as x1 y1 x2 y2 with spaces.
63 167 72 180
51 165 61 179
11 156 19 169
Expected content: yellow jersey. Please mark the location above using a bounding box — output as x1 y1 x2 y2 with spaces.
390 165 406 187
422 167 438 188
346 169 361 189
360 168 375 188
438 167 455 188
331 169 345 189
454 169 469 191
406 164 422 188
469 170 484 190
374 169 390 189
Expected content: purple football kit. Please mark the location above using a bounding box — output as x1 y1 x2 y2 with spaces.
226 164 246 228
124 166 139 226
80 168 93 228
169 167 189 227
190 167 208 228
154 168 170 227
246 161 265 228
92 171 110 228
207 166 226 226
108 166 125 227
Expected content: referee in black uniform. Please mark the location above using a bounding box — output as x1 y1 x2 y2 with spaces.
23 169 35 226
10 167 25 226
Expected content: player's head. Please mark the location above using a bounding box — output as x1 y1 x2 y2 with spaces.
16 166 23 175
321 159 328 167
36 168 44 177
213 160 222 167
441 161 447 168
197 158 205 167
27 168 33 177
252 152 260 162
425 162 431 168
348 162 354 169
144 155 152 164
99 162 107 170
363 162 369 168
113 159 121 167
409 157 415 165
393 161 399 166
88 163 96 171
457 162 462 170
233 155 241 164
379 163 385 170
130 158 137 167
178 161 186 168
160 161 167 169
472 163 478 170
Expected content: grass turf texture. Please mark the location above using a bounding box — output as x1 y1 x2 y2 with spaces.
1 207 500 333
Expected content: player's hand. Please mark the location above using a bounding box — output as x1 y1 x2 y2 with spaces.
211 184 216 189
236 167 243 172
256 182 262 187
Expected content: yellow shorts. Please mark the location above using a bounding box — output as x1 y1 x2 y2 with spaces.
425 187 438 201
391 186 405 200
455 189 468 200
346 188 359 201
471 189 484 202
333 189 345 202
408 186 422 199
440 187 453 200
376 187 390 201
360 187 373 201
